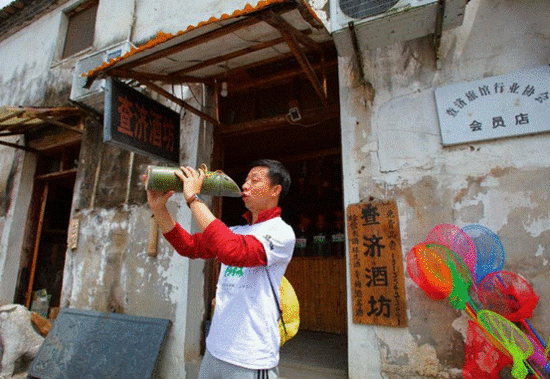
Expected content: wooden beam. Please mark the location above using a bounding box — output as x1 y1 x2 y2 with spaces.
106 68 209 84
0 110 24 123
217 104 339 136
25 183 49 308
262 11 321 52
231 59 337 93
113 15 267 73
278 31 327 105
261 11 328 105
209 40 335 84
32 114 83 134
36 168 78 182
168 33 300 78
86 3 300 86
139 79 223 127
85 14 262 87
0 131 24 137
0 139 40 153
226 146 342 176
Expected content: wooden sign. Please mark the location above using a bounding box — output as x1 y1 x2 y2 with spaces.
104 78 180 163
346 199 407 327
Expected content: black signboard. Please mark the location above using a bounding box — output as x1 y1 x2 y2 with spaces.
104 78 180 163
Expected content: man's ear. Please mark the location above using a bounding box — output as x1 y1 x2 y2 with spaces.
270 184 282 198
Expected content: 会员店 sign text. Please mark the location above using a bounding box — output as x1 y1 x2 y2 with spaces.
435 65 550 146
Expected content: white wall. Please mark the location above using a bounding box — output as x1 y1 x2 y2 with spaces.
338 0 550 377
0 146 36 304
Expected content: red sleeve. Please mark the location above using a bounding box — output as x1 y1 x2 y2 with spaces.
163 221 267 267
163 223 215 260
202 220 267 267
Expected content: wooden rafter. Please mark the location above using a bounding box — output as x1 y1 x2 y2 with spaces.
86 3 303 87
0 139 40 153
81 1 336 128
100 16 265 76
32 114 83 134
261 10 328 106
208 40 334 82
231 58 337 93
262 11 321 52
218 104 339 136
0 110 24 123
107 68 208 84
167 31 311 79
139 79 223 127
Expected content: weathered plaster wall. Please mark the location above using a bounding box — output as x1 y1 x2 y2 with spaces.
1 1 216 377
0 9 66 106
131 0 280 42
60 84 209 378
338 0 550 377
0 148 36 304
0 140 18 219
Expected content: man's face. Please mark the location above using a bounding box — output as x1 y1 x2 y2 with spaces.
241 166 280 212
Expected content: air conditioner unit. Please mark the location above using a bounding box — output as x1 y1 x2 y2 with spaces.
330 0 467 56
70 41 135 113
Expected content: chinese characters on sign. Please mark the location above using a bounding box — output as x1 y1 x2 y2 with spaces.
346 200 407 327
104 78 180 163
434 65 550 146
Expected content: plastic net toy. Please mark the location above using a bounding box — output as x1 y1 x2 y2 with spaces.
462 224 505 283
407 243 453 300
477 310 533 379
476 271 539 323
407 243 474 310
425 224 477 281
463 320 513 379
526 333 550 375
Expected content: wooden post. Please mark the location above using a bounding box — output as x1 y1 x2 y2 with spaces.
25 183 49 308
147 216 159 258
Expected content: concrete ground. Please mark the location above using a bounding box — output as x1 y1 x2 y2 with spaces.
12 330 347 379
278 330 348 379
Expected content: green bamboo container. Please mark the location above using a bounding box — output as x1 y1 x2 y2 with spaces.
145 165 242 197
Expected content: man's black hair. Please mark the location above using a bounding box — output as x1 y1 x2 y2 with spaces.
250 159 291 202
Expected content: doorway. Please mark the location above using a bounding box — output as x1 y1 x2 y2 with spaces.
212 49 348 375
15 142 80 319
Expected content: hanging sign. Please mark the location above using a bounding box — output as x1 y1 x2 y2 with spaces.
346 199 408 327
104 78 180 163
435 65 550 146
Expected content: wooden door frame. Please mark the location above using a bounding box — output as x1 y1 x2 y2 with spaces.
21 142 80 310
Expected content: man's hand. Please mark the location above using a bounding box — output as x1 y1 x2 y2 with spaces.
146 189 174 212
143 175 176 233
176 166 206 202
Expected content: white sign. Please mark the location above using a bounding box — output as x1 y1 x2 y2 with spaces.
434 65 550 146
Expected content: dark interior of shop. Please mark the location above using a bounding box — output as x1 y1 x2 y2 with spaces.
214 53 348 374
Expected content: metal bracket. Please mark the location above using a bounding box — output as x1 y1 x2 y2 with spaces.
348 22 366 86
433 0 446 69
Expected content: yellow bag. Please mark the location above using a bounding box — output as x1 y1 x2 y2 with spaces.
278 276 300 346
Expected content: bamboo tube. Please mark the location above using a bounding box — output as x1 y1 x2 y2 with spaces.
145 165 241 197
